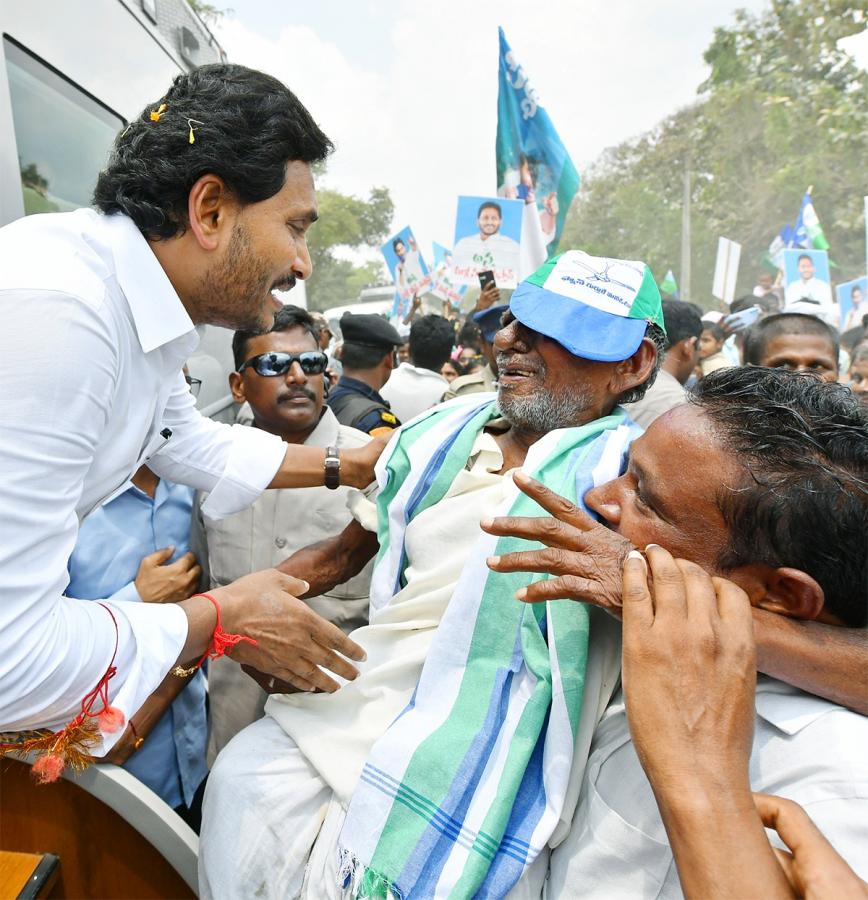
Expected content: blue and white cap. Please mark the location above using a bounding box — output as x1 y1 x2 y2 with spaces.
510 250 665 361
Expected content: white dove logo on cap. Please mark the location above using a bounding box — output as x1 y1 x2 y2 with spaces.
509 250 666 362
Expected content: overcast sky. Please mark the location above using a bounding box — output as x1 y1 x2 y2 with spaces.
214 0 769 269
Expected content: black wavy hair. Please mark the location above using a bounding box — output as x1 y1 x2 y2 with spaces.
410 314 456 372
702 321 726 342
93 64 332 240
690 367 868 626
232 304 319 370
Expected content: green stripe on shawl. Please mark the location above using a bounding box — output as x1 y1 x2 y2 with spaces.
367 413 615 886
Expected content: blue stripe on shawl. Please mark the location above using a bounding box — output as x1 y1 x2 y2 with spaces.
397 629 527 896
475 716 550 897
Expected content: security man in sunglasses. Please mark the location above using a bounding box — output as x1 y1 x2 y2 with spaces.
199 305 374 759
327 313 405 436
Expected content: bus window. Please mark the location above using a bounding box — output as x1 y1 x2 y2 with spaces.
4 38 123 215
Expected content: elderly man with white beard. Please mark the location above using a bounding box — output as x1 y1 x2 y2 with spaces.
199 250 663 898
199 252 865 899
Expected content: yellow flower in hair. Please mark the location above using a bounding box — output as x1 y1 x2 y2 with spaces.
149 103 168 122
187 119 204 144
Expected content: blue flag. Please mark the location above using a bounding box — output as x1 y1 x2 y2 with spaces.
496 27 580 255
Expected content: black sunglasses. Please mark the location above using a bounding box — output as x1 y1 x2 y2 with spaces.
238 350 328 377
184 374 202 397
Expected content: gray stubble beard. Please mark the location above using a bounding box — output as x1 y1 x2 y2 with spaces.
497 371 595 433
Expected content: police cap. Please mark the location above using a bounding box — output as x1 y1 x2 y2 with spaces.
471 304 510 344
340 313 403 348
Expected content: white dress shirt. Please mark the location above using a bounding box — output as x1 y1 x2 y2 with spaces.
380 361 449 424
452 231 521 288
785 275 832 306
0 209 287 750
549 676 868 897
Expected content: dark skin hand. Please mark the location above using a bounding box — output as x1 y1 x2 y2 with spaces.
276 519 379 601
483 471 868 716
243 520 379 695
240 663 298 696
475 281 502 311
482 469 631 609
104 668 194 765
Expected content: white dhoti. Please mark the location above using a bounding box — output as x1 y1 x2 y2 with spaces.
200 715 551 899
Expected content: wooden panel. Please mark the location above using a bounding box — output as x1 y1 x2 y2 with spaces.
0 759 194 899
0 850 41 896
0 851 60 899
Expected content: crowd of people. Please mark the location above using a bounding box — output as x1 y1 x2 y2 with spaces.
0 62 866 900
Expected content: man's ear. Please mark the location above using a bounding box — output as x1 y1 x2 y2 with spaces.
669 336 690 363
187 174 234 251
613 336 657 395
750 566 825 621
228 371 246 403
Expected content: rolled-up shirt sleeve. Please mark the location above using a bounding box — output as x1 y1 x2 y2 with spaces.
146 373 287 520
0 291 188 751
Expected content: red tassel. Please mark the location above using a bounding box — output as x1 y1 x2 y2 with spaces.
98 705 125 733
32 752 65 784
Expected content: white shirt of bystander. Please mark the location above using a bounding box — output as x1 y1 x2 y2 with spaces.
0 208 287 750
548 677 868 897
380 361 449 423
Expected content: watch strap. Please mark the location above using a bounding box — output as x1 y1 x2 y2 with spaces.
324 445 341 490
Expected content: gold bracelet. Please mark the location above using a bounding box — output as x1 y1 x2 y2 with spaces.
128 721 145 751
172 663 197 677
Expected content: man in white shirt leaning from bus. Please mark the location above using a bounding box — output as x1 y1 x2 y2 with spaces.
0 64 383 777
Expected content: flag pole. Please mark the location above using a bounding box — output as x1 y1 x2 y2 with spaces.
680 161 691 304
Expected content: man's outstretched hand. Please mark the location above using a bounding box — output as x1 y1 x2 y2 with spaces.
342 432 391 488
620 545 757 797
205 569 367 694
482 470 632 614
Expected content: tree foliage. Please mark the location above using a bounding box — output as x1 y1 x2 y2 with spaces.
305 184 394 310
185 0 231 25
561 0 868 307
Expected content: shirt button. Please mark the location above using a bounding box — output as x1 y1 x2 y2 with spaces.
275 537 287 549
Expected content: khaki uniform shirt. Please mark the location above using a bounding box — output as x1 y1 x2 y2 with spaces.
197 406 373 759
442 364 497 401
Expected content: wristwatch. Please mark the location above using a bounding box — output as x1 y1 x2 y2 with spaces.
324 445 341 490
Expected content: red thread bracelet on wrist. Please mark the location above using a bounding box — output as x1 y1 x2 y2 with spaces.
172 593 258 677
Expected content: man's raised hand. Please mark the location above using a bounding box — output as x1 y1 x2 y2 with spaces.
621 545 757 795
753 793 868 899
482 470 631 614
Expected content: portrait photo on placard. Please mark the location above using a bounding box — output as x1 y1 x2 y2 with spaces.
452 195 523 288
837 276 867 332
782 248 832 308
381 226 432 304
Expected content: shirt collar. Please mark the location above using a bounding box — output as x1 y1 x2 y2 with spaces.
755 675 845 736
304 406 340 447
403 362 449 383
102 213 196 353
